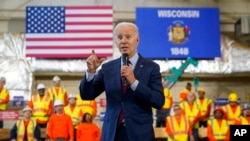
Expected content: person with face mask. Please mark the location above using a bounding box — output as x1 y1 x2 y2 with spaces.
10 106 41 141
27 83 52 128
207 107 230 141
235 103 250 125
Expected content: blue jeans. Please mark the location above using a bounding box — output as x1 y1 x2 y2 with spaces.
192 128 198 141
156 109 170 127
0 120 3 128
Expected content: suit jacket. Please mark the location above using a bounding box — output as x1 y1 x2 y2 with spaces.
79 55 164 141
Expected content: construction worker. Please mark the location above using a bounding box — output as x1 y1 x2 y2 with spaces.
0 76 10 128
222 92 241 124
195 87 212 127
48 99 74 141
207 107 230 141
235 103 250 125
48 75 68 105
76 93 97 117
27 83 52 128
77 112 101 141
166 104 194 141
10 106 40 141
179 82 192 102
156 78 173 127
180 92 201 141
64 93 83 140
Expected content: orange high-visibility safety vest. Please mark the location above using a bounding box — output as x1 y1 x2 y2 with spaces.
32 94 51 122
222 104 241 124
180 102 199 122
166 116 189 141
76 94 97 116
162 88 172 109
64 105 82 127
16 119 36 141
208 119 229 140
0 88 9 110
48 87 67 104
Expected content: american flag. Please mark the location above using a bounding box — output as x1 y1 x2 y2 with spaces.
25 6 113 58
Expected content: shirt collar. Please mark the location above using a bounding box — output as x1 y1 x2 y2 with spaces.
121 53 139 69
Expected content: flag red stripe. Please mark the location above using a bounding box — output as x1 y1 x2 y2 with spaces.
26 46 112 49
65 30 113 33
66 6 112 10
26 38 113 41
26 53 112 58
66 14 112 17
66 22 112 25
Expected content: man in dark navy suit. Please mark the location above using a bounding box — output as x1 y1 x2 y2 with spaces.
79 22 165 141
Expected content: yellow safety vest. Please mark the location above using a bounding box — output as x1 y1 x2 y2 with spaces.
76 94 96 116
167 116 189 141
64 105 82 127
32 94 51 122
0 88 9 110
16 119 36 141
238 116 250 125
195 98 212 119
208 119 229 140
180 101 200 128
223 104 241 124
48 87 66 104
162 88 172 109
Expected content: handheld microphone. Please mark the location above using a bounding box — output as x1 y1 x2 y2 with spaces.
122 53 129 86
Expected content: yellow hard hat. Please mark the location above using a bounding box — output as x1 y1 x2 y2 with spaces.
198 87 206 93
228 93 238 102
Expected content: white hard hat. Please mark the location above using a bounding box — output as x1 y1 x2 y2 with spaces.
68 93 77 99
23 106 33 112
54 99 64 107
52 75 61 81
37 83 46 90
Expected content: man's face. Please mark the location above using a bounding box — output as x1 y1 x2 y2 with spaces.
174 106 181 116
69 98 76 106
198 91 205 98
187 93 195 103
55 105 63 114
23 111 32 119
53 81 60 87
115 24 139 57
0 80 5 88
214 110 223 119
243 109 250 117
229 101 238 106
38 89 45 96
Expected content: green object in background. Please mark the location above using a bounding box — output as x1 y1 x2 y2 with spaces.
171 67 183 76
193 77 199 92
187 57 198 67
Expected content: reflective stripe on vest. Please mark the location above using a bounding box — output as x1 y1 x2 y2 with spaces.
16 119 36 141
210 119 229 140
0 88 9 110
167 116 189 141
162 88 172 109
224 105 241 124
48 87 66 104
32 94 50 122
